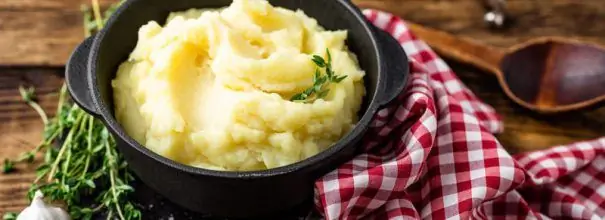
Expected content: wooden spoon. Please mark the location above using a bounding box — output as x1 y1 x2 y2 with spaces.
406 22 605 113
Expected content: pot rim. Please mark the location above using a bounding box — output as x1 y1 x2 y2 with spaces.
87 0 384 179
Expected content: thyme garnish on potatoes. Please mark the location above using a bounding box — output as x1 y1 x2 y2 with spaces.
2 1 141 220
291 49 348 102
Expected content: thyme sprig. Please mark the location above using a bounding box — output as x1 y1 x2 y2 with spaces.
19 86 49 125
2 1 140 219
2 212 16 220
2 86 49 174
291 49 348 102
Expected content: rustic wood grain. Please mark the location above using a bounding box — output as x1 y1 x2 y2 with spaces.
0 68 63 213
0 0 115 66
1 0 605 216
355 0 605 47
2 0 605 66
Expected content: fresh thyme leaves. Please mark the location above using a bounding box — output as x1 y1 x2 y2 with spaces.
291 49 348 102
103 2 122 24
2 212 17 220
2 159 14 174
81 5 95 37
19 85 49 125
13 83 140 220
91 0 104 32
4 1 140 220
82 0 124 37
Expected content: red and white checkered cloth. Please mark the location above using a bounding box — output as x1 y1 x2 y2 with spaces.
314 9 605 220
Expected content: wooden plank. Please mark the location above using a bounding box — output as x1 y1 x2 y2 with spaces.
0 0 115 9
0 0 117 66
2 0 605 66
355 0 605 47
0 68 63 158
0 68 63 214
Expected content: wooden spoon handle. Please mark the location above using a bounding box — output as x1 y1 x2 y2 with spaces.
405 22 505 75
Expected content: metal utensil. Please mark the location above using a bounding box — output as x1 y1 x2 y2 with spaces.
483 0 507 28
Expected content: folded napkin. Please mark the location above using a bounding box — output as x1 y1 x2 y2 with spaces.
314 9 605 220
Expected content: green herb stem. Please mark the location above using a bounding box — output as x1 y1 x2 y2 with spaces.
2 212 17 220
81 116 94 179
291 49 348 102
106 210 114 220
56 84 67 116
81 5 93 37
47 111 84 182
19 86 49 125
109 166 126 220
91 0 104 30
3 159 15 174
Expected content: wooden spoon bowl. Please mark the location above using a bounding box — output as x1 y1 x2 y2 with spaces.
407 22 605 113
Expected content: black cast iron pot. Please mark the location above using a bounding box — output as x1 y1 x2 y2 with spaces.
65 0 408 218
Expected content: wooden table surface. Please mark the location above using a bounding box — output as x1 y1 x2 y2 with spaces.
1 0 605 215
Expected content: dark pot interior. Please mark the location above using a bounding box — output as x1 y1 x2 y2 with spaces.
66 0 408 217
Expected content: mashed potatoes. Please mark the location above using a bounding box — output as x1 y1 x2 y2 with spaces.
112 0 366 171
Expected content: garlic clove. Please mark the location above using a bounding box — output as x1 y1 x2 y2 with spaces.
16 190 70 220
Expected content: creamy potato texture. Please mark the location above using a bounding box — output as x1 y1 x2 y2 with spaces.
112 0 366 171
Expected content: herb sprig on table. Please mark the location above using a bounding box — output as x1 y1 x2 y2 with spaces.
291 49 348 102
2 0 140 220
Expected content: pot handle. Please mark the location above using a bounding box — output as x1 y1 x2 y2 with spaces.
374 28 409 107
65 36 100 116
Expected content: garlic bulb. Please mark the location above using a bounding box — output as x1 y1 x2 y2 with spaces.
17 190 70 220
